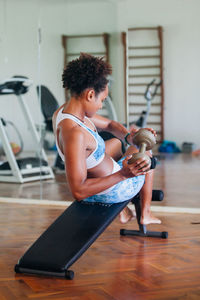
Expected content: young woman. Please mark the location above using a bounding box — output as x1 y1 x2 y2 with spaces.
53 53 161 225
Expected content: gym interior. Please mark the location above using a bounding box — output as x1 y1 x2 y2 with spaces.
0 0 200 299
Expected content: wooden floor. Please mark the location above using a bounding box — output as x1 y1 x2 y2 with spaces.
0 203 200 299
0 153 200 299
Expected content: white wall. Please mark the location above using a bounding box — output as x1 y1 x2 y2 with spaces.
0 0 199 150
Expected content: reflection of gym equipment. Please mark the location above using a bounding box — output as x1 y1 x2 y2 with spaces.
128 128 156 166
36 85 59 150
135 79 162 128
0 76 54 183
36 85 64 170
0 118 23 156
15 189 167 279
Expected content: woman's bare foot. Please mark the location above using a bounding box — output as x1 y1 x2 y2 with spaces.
140 213 161 225
192 149 200 156
119 206 136 224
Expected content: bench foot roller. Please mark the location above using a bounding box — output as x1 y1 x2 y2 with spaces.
120 228 168 239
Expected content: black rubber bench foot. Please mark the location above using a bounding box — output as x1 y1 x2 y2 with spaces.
65 270 74 280
14 264 20 273
120 229 168 239
14 264 74 280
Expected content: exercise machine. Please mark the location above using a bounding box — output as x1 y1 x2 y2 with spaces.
135 79 162 128
0 76 54 183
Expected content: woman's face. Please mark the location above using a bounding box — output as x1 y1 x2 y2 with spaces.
86 85 109 117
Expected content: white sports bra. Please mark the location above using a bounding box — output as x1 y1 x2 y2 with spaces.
55 109 105 169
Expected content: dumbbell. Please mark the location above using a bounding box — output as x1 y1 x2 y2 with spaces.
128 128 156 167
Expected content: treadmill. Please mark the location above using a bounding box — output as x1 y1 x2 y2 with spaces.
0 76 54 183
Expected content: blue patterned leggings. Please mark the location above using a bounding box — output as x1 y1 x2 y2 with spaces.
83 157 145 204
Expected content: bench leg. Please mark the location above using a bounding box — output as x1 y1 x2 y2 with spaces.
120 195 168 239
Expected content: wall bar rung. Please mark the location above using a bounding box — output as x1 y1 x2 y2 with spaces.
128 92 161 96
129 65 160 69
129 83 160 86
129 74 161 78
129 46 160 50
66 34 105 38
128 55 160 59
66 52 106 57
147 122 161 125
129 112 161 116
129 103 161 106
128 27 159 31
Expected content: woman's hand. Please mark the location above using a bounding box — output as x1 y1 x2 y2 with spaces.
142 127 157 137
120 155 150 179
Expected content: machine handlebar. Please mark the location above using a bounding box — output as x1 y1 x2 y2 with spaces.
144 79 162 101
0 76 32 96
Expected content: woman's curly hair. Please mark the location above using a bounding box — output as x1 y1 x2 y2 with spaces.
62 53 112 96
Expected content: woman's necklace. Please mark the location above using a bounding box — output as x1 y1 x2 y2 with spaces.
63 111 97 132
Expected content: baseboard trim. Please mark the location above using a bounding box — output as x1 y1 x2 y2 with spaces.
1 197 200 214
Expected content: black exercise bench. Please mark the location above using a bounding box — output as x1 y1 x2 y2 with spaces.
15 190 168 280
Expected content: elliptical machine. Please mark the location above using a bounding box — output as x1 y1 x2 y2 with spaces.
135 79 162 128
0 76 54 183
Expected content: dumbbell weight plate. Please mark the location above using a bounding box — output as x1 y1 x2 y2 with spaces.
133 129 156 150
128 152 151 165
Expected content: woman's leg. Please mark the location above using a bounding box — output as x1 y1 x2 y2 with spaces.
119 146 161 224
105 140 161 224
119 146 138 223
119 206 136 224
139 170 161 225
105 142 136 223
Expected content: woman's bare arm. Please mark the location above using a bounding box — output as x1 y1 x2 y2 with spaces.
91 114 130 141
91 114 156 145
61 123 149 201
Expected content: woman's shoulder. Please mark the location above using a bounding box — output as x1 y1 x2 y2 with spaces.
52 105 64 125
61 123 86 152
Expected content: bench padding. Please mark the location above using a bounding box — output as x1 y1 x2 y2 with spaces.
16 200 130 277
